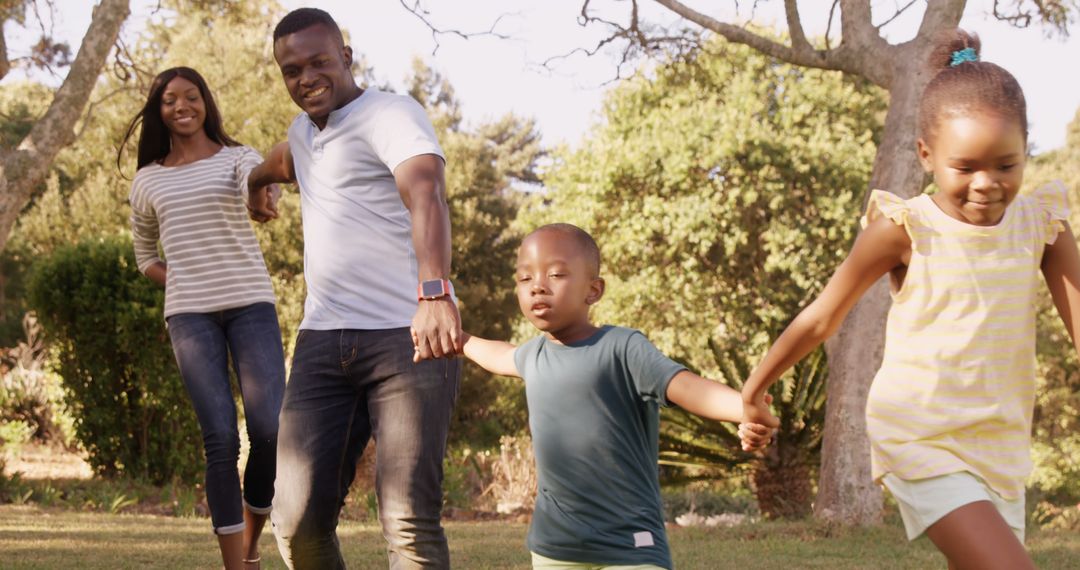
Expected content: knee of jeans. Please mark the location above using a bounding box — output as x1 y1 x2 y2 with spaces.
202 427 241 465
246 413 279 444
379 507 443 544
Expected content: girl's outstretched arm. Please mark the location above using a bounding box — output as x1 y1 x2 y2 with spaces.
741 216 912 426
460 333 520 378
1042 226 1080 352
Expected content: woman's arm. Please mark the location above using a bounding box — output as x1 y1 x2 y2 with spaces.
741 216 911 426
144 261 167 287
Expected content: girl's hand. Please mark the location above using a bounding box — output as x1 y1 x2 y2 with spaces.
742 394 780 431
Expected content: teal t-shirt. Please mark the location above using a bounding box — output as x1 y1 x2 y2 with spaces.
514 325 686 569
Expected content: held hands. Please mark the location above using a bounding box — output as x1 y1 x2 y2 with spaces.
248 184 281 223
410 298 464 363
739 393 779 452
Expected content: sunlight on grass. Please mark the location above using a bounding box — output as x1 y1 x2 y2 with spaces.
2 505 1079 569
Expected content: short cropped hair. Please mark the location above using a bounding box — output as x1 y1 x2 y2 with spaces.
529 223 601 276
273 7 343 44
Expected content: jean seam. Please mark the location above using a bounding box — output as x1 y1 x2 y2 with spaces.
333 392 362 524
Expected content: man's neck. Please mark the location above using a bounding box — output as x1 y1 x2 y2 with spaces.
311 85 364 130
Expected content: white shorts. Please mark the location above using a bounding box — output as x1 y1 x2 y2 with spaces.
882 471 1025 542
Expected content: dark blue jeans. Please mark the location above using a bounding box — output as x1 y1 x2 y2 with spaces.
167 302 286 535
272 327 461 569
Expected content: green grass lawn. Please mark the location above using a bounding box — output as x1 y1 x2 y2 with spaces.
2 505 1079 569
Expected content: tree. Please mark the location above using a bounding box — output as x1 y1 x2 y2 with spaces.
0 0 130 254
405 59 542 446
1024 107 1080 508
408 0 1077 524
543 0 1074 524
517 37 886 517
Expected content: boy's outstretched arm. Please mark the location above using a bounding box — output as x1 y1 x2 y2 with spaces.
1042 226 1080 354
427 332 520 377
741 216 911 427
665 372 773 451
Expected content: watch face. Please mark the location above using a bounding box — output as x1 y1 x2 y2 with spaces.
421 280 446 298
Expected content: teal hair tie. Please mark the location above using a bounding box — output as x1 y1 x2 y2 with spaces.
950 47 978 66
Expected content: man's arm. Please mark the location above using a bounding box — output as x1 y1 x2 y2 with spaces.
395 153 463 360
247 142 294 220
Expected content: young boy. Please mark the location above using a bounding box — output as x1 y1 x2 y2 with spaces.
454 223 773 570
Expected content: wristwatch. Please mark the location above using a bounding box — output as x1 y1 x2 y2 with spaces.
417 279 453 301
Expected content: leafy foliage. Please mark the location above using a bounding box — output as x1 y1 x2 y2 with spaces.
26 236 202 483
519 37 886 513
1027 107 1080 504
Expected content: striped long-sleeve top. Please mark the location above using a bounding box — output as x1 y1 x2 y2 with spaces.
128 145 276 318
862 182 1069 501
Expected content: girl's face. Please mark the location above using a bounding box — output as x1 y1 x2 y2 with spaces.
159 76 207 138
917 110 1027 226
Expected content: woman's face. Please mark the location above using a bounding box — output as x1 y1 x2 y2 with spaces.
159 76 207 138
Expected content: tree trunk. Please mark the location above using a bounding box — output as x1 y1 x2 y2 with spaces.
753 436 813 519
0 0 130 253
815 50 942 525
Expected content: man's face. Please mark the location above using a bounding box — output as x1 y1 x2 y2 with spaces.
274 24 354 128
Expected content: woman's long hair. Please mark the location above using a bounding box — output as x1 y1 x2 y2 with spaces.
117 67 239 175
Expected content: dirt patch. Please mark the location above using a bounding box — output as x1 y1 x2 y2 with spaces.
6 443 93 480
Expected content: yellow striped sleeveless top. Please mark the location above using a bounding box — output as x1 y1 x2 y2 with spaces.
861 182 1069 500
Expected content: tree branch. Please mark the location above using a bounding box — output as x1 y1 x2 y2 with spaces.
876 0 920 30
825 0 841 51
0 0 131 252
783 0 812 53
914 0 966 44
399 0 514 55
652 0 889 84
0 27 9 81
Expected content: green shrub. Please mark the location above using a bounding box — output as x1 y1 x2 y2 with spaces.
27 235 202 483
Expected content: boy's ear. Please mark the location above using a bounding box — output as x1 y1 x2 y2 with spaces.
916 138 933 173
585 277 605 305
343 45 353 68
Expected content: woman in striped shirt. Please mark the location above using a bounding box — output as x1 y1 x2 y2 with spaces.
119 67 284 570
740 30 1076 570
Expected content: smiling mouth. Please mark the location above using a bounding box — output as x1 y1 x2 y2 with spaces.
303 86 329 101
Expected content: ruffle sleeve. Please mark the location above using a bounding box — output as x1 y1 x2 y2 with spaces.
861 190 923 253
1029 180 1071 245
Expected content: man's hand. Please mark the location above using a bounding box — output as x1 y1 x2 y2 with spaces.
248 184 280 223
411 298 464 362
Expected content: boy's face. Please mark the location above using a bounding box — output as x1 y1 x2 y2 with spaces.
274 24 354 128
515 230 604 337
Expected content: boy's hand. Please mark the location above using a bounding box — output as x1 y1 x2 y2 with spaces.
738 422 774 451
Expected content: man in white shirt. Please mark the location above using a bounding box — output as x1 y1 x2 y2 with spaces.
248 8 461 569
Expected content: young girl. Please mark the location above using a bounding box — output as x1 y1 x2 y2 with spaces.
118 67 285 570
741 31 1074 570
